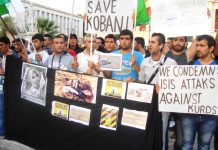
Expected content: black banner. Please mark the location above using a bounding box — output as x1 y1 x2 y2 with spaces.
4 56 162 150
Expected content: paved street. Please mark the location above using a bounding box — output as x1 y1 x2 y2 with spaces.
0 132 215 150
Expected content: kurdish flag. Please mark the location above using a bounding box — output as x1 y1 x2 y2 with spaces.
0 0 9 6
136 0 150 26
0 4 9 15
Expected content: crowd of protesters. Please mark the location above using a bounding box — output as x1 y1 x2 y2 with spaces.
0 29 218 150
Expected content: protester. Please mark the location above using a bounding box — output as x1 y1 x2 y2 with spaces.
166 37 173 50
181 35 217 150
44 35 74 71
58 33 76 57
69 33 83 54
71 34 101 76
0 36 19 138
163 36 197 150
28 33 49 65
138 33 177 150
14 38 29 62
134 37 150 58
43 34 53 55
104 34 117 53
102 29 143 81
96 37 106 53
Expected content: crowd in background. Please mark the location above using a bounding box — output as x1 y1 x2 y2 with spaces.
0 29 218 150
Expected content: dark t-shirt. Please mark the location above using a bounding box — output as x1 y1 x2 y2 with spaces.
165 50 188 65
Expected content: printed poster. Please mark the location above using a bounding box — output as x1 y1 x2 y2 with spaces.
69 105 91 126
21 62 47 106
54 70 98 104
99 53 122 71
121 108 148 130
100 104 119 131
51 101 69 120
101 79 127 99
126 82 154 103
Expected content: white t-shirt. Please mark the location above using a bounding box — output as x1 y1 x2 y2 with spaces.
28 50 49 65
138 54 177 84
77 50 101 76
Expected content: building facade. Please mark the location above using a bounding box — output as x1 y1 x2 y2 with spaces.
21 0 83 40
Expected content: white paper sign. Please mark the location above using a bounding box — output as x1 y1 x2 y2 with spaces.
159 65 218 115
121 108 148 130
85 0 134 34
151 0 210 37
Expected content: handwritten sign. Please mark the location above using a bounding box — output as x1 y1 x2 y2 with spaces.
151 0 210 37
159 65 218 115
85 0 134 34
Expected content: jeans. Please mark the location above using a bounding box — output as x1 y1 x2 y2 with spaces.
0 76 4 136
181 114 216 150
174 114 183 150
162 112 170 150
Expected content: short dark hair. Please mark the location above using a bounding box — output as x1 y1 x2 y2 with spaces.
105 34 116 43
32 33 44 42
196 34 216 49
44 34 52 40
167 37 173 41
135 37 145 48
0 36 10 45
16 38 26 45
58 34 68 42
70 33 78 40
173 36 187 42
120 29 133 40
152 33 165 46
97 37 105 45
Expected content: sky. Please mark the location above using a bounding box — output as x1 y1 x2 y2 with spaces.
28 0 86 15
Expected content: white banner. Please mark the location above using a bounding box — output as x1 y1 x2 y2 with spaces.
151 0 210 37
85 0 134 34
159 65 218 115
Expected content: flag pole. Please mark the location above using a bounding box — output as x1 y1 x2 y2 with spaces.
90 0 95 58
0 15 16 40
67 0 75 48
132 0 138 55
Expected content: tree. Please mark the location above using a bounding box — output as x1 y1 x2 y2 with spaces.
36 18 58 36
0 16 17 37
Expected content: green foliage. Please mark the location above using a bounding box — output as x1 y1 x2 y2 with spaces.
36 18 58 36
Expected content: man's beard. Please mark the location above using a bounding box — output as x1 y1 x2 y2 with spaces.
172 45 185 52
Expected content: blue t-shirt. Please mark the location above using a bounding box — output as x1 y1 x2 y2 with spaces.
193 59 217 65
111 50 143 81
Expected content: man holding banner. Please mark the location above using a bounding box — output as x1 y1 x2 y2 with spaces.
180 35 217 150
163 36 197 150
138 33 177 150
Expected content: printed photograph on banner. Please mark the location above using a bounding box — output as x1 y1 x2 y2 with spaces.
121 108 148 130
21 62 47 106
69 105 91 126
54 70 98 104
126 82 154 103
51 101 69 120
100 104 119 131
99 53 122 71
101 79 127 99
